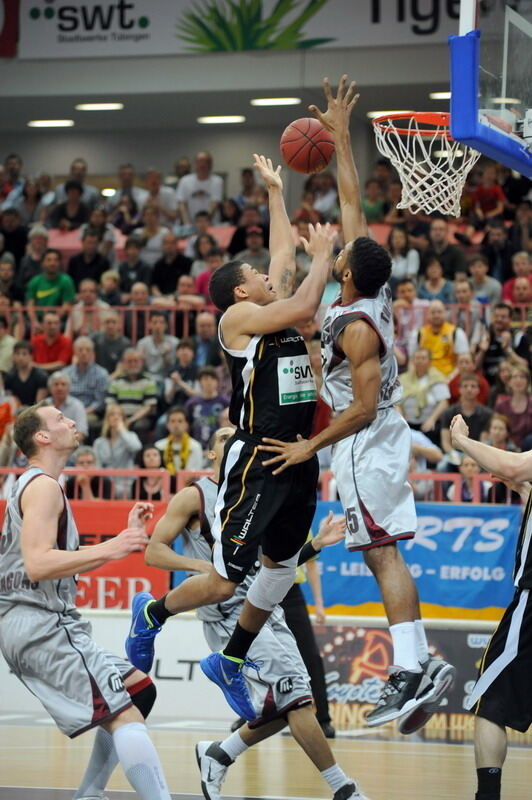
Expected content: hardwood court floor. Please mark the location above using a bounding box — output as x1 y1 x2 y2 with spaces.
0 716 530 800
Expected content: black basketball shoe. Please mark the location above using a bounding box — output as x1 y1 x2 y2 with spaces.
365 668 436 727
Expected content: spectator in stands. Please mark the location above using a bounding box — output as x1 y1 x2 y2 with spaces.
387 226 419 289
221 198 241 227
488 359 513 407
1 153 25 209
16 224 48 289
182 211 213 258
472 163 506 227
482 413 519 452
142 167 178 225
99 270 121 306
193 311 221 367
312 172 338 223
108 193 139 235
4 340 48 407
155 405 203 473
292 188 323 226
399 347 450 443
91 310 130 375
36 171 55 211
132 204 168 267
0 208 28 266
173 156 191 187
79 207 117 263
31 310 73 373
26 248 76 326
137 311 178 376
449 351 490 406
49 179 89 231
361 178 385 223
497 165 531 217
474 302 529 384
195 248 225 301
68 230 110 289
512 276 532 317
227 205 268 256
189 232 218 278
185 366 229 453
14 178 45 226
296 318 321 344
106 163 148 212
117 235 152 298
177 151 223 225
131 446 175 501
383 180 405 225
509 200 532 253
124 281 152 341
392 278 429 340
235 227 270 273
106 348 158 436
54 158 99 210
373 157 393 194
174 274 204 337
233 167 256 211
408 429 443 501
0 315 15 374
502 251 531 303
440 373 493 459
481 221 515 283
64 336 109 438
493 365 532 449
415 299 469 376
93 403 142 498
447 454 489 502
64 446 112 501
453 277 486 348
150 232 191 297
422 217 467 279
469 254 502 305
165 338 199 407
417 256 455 303
47 371 88 441
0 258 24 304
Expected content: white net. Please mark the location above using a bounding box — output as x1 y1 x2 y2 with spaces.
373 113 481 216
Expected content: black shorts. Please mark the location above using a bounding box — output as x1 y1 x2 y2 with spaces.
472 587 532 732
212 432 319 584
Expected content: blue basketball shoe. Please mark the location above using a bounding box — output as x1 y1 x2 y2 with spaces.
125 592 161 673
200 652 258 721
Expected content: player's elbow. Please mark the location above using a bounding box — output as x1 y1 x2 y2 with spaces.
144 542 162 568
24 559 46 582
359 400 377 426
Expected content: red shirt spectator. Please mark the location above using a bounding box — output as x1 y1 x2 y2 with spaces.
473 183 506 214
31 310 73 373
449 370 490 406
502 273 532 303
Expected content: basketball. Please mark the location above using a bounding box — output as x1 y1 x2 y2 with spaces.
280 117 335 174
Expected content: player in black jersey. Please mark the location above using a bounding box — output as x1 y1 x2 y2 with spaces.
126 154 336 720
451 413 532 800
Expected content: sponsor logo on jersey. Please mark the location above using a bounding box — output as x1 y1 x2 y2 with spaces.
277 676 294 693
108 673 125 693
277 355 317 406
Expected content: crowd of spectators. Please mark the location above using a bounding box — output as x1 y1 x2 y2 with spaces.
0 148 530 503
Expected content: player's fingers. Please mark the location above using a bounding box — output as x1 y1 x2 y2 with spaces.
275 164 282 175
337 73 347 98
344 80 357 104
262 455 285 467
261 437 285 446
272 463 289 476
299 237 310 253
322 77 333 100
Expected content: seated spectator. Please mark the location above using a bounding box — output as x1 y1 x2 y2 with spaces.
195 248 225 301
509 200 532 253
175 273 205 309
387 226 419 288
108 192 139 234
118 235 152 299
422 217 467 279
68 230 110 290
155 405 203 473
0 208 28 266
64 336 109 438
137 311 179 376
193 311 221 367
14 177 45 226
141 167 178 225
123 281 152 341
481 221 515 283
449 351 490 405
502 251 531 303
417 257 455 303
79 207 117 263
512 277 532 320
46 371 88 441
182 211 214 259
220 198 241 226
0 258 23 304
189 232 218 277
469 254 502 306
361 178 385 223
312 171 338 222
235 228 270 273
232 167 256 211
488 358 512 406
291 189 322 226
493 365 532 449
26 248 76 326
399 348 450 442
453 277 486 348
48 179 89 230
93 403 142 498
472 163 505 227
64 446 112 500
105 163 147 214
185 367 229 453
414 299 469 376
176 151 223 225
4 340 48 407
253 185 269 225
151 232 191 297
482 413 519 452
393 278 429 340
91 310 131 375
446 454 490 502
99 269 121 306
498 166 531 219
132 204 168 267
227 205 268 256
409 428 443 501
0 315 15 374
106 348 158 436
1 154 25 210
31 310 73 373
440 373 493 461
474 302 529 384
16 224 48 289
131 445 176 501
383 180 406 225
165 338 199 407
65 278 110 338
53 158 100 210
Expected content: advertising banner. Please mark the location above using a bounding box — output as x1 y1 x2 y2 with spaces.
18 0 462 59
301 501 521 620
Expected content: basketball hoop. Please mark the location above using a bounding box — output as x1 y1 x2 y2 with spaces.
372 111 481 217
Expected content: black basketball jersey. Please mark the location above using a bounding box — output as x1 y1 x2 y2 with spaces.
220 324 317 441
514 492 532 589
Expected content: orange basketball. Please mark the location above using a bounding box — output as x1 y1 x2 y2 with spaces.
280 117 335 174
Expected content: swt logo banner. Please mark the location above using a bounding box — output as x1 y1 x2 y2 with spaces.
0 0 19 58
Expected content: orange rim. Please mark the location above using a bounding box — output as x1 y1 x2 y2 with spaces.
372 111 453 140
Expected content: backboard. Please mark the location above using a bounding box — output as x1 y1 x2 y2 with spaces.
450 0 532 177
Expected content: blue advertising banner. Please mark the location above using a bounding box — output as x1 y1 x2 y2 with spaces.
301 502 521 619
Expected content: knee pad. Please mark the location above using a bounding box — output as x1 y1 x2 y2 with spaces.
246 564 296 611
128 676 157 719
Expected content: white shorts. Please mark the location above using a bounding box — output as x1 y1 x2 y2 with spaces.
332 406 417 551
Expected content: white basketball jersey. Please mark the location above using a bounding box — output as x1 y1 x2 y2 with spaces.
321 284 402 413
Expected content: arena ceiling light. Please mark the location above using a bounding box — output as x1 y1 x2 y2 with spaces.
197 115 246 124
366 110 414 119
429 91 451 100
101 188 116 197
251 97 301 107
27 119 74 127
75 103 124 111
492 97 521 105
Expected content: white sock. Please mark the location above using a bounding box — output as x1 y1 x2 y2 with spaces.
112 722 171 800
73 727 118 799
389 622 421 672
414 619 430 664
321 764 351 793
220 730 249 760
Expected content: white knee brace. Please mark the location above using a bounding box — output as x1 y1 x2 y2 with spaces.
246 564 296 611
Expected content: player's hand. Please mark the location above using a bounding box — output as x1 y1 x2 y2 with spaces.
309 75 360 135
499 330 512 349
314 603 326 625
301 222 336 260
253 154 283 190
498 478 531 503
313 510 346 549
259 434 314 474
128 502 155 529
450 414 469 447
106 528 149 560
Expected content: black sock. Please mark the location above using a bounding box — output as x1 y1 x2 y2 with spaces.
223 622 258 660
476 767 501 799
147 595 172 626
